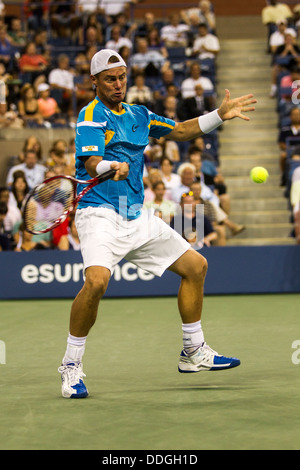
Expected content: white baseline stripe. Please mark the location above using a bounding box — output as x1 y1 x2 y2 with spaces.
77 121 107 128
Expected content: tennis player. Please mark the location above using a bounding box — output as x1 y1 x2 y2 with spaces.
58 49 256 398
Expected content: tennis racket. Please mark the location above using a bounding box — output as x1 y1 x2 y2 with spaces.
23 169 116 235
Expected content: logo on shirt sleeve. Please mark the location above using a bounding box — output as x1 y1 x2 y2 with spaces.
82 145 99 152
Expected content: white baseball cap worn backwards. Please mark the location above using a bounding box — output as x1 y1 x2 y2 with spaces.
90 49 127 75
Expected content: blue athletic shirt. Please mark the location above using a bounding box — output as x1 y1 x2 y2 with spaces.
75 96 176 219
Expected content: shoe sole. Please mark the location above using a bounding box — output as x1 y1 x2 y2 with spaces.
70 392 89 398
62 389 89 398
178 359 241 373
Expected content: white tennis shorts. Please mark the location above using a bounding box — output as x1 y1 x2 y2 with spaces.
75 207 191 277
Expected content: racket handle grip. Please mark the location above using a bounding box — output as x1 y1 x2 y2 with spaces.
97 169 116 182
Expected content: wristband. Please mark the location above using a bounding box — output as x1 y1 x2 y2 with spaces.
198 109 223 134
96 160 114 175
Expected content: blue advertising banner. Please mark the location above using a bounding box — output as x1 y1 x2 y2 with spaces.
0 246 300 300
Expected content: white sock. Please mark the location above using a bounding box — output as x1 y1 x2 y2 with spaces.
182 321 204 355
62 333 87 365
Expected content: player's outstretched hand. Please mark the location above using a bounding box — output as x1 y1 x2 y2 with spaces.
218 89 256 122
111 161 129 181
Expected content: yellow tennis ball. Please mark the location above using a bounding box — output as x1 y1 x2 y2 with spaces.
250 166 269 184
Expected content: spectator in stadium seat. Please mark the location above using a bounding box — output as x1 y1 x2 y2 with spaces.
77 20 104 48
0 26 14 69
50 0 81 39
126 72 153 107
279 65 300 103
181 0 216 34
17 83 45 128
0 0 5 19
176 158 219 205
143 180 177 224
0 107 23 128
262 1 293 30
14 222 51 251
180 62 214 99
188 135 217 164
143 168 164 202
271 29 300 97
192 22 220 61
74 52 90 75
262 0 293 47
9 171 30 212
293 4 300 33
118 44 131 66
198 0 216 32
187 147 230 213
0 201 12 251
290 165 300 242
159 156 181 198
46 145 68 170
148 135 181 163
190 181 227 246
171 192 217 248
37 83 67 127
130 37 170 78
152 83 181 115
153 68 181 101
269 18 291 54
0 76 19 125
105 24 133 52
170 162 200 203
63 137 76 176
6 149 46 190
177 83 215 121
48 54 75 116
160 12 190 48
17 135 44 163
83 25 105 50
0 185 22 232
100 0 140 24
190 179 245 239
160 95 180 122
136 11 159 37
55 215 81 251
77 0 104 20
278 107 300 184
32 29 51 60
147 28 167 56
169 161 245 242
24 0 49 32
7 17 27 48
18 41 49 83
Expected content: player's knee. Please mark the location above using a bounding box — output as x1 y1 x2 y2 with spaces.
187 252 208 281
196 254 208 279
84 268 109 298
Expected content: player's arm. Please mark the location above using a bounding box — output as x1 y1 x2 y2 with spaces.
167 89 256 142
82 155 129 181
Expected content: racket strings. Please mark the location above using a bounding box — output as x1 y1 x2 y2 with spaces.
24 179 75 233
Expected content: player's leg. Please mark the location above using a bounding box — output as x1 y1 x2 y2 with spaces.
127 212 240 373
58 266 110 398
168 249 240 373
168 248 207 325
69 266 111 337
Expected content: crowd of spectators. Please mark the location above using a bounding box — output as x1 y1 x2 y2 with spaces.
0 0 247 252
262 0 300 243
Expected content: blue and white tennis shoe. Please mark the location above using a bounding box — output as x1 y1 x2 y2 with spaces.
58 362 88 398
178 342 240 372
